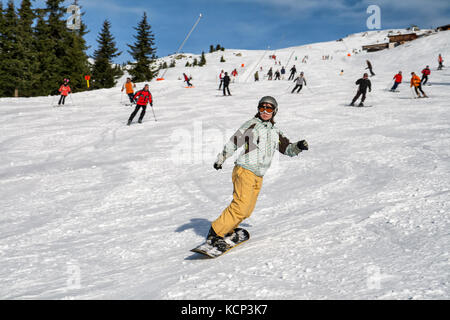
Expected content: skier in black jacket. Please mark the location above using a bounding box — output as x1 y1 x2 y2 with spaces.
350 73 371 107
223 72 231 96
366 60 375 76
288 65 297 80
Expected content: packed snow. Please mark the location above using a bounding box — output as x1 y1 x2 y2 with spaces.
0 29 449 299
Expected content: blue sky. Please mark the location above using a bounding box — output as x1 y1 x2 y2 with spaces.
11 0 450 63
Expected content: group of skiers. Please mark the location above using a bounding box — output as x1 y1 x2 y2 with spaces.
120 77 154 125
389 66 432 98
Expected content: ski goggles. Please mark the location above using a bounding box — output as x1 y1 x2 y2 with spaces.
258 106 275 113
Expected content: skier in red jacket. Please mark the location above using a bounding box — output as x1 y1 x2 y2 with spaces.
421 66 431 85
183 73 193 87
58 80 71 105
127 84 153 125
438 54 443 70
390 71 402 92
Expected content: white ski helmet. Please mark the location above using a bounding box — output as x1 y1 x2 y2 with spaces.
258 96 278 116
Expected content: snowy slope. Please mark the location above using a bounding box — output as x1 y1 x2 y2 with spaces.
0 30 449 300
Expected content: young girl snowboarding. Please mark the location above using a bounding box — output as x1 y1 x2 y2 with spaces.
205 96 309 253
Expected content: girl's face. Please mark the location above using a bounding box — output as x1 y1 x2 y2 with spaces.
259 103 274 121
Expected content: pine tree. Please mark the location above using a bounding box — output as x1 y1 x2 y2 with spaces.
215 44 221 51
16 0 37 97
127 12 157 82
92 20 122 89
0 1 5 96
199 51 206 66
0 0 20 97
34 0 74 95
220 55 226 63
209 45 214 53
193 58 198 66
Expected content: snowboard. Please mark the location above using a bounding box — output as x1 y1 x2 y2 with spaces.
191 228 250 259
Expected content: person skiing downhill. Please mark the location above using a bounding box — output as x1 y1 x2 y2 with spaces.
231 69 238 82
292 72 307 93
121 77 136 103
254 71 259 82
274 70 281 80
127 84 153 125
267 68 273 80
183 73 193 87
421 66 431 85
218 70 225 90
206 96 309 252
438 54 443 70
350 73 371 107
410 72 427 98
58 80 71 105
281 66 286 80
366 60 375 76
223 72 231 96
288 65 297 80
391 71 402 92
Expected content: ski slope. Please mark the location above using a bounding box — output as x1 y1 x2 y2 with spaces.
0 30 449 300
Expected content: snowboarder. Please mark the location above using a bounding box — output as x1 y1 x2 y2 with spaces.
267 68 273 80
438 54 443 70
274 70 281 80
421 66 431 85
183 73 193 87
121 78 136 103
218 70 225 90
58 81 71 105
391 71 402 92
288 65 297 80
291 72 307 93
350 73 372 106
127 84 153 125
366 60 375 76
223 72 231 96
206 96 309 252
410 72 427 98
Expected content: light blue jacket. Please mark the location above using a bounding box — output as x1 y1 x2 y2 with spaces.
216 117 303 177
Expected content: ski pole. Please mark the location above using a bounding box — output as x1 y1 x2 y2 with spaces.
410 87 416 99
69 94 75 106
51 95 56 107
150 105 157 122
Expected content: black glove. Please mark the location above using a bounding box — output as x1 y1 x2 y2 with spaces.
297 140 309 151
213 163 222 170
150 102 153 107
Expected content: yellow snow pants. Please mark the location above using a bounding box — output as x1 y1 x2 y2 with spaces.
212 166 263 237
